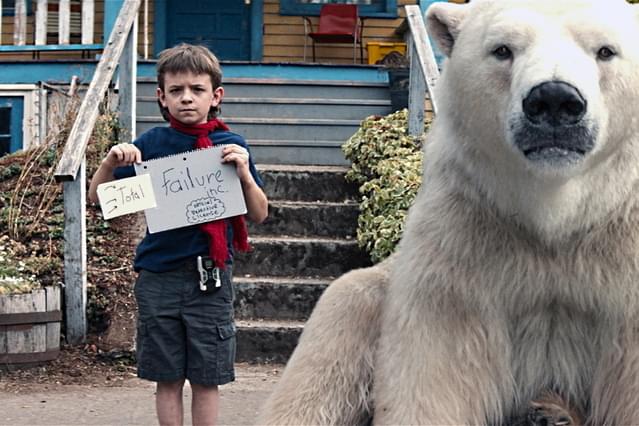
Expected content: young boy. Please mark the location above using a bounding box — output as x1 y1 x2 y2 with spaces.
88 43 268 426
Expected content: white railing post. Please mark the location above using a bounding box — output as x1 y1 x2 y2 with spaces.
58 0 70 45
408 35 426 137
118 15 138 141
63 158 87 344
35 0 48 45
405 5 441 135
14 0 27 45
143 0 149 59
54 0 142 345
81 0 95 45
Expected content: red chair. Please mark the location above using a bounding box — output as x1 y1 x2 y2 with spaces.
303 4 364 64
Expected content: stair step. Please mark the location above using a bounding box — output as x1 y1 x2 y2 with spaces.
257 164 358 202
137 77 390 100
223 97 390 105
250 144 349 166
234 236 371 278
137 96 390 121
136 117 359 143
234 276 330 321
236 319 303 363
249 200 358 238
138 95 390 105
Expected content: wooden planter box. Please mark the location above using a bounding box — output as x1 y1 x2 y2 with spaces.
0 286 61 364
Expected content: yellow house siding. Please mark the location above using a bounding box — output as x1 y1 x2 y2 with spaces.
263 0 418 64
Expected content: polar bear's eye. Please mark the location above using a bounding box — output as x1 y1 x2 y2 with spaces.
492 45 513 61
597 46 616 61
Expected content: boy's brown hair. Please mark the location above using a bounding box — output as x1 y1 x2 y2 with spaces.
156 43 223 121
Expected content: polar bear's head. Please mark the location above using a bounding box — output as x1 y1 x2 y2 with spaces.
425 0 639 239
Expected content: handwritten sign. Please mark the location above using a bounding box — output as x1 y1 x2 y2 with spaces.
134 147 247 233
96 174 157 220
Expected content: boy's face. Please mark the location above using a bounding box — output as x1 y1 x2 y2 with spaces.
157 71 223 125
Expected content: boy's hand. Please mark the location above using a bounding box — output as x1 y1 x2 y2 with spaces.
104 143 142 169
222 144 251 182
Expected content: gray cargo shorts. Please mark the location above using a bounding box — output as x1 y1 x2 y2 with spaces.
134 261 236 386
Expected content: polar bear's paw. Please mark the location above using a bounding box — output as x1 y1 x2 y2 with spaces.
527 392 583 426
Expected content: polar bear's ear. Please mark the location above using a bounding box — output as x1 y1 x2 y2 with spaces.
426 2 470 57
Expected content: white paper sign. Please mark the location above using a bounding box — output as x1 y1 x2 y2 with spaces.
97 174 157 220
134 147 247 234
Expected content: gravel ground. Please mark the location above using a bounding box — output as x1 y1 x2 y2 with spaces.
0 363 282 426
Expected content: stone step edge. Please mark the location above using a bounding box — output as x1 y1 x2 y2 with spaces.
247 235 359 244
267 199 358 208
138 95 390 106
257 164 350 173
234 276 332 286
236 319 305 330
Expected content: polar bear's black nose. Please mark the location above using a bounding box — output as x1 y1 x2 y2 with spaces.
523 81 586 126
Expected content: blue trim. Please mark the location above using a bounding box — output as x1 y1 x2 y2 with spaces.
104 0 125 43
0 62 97 84
250 0 264 61
0 61 389 84
0 97 24 153
280 0 397 18
0 44 103 52
153 0 167 56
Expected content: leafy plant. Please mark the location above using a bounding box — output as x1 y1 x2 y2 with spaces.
0 93 122 296
343 109 428 262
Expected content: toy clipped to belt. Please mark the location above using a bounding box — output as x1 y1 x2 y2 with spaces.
197 256 221 292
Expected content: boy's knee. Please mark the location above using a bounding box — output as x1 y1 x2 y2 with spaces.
190 383 219 394
157 379 186 394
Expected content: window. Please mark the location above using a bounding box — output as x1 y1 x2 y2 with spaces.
0 97 24 157
2 0 33 17
0 107 11 156
280 0 398 18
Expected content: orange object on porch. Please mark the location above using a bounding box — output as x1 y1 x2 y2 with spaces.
303 4 364 64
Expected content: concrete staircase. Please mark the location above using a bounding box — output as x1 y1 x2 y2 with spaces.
136 77 391 166
233 165 371 363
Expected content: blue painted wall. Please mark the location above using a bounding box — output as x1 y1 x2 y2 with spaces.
419 0 447 66
104 0 125 42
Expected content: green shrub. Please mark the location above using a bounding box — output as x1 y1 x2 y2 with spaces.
342 109 428 263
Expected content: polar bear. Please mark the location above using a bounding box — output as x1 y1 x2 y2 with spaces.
259 0 639 424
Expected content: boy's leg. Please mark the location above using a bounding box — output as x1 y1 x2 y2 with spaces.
191 383 219 426
156 379 186 426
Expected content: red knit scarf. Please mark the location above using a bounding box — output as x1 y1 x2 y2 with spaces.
169 115 250 269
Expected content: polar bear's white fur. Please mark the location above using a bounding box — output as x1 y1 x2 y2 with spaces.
259 0 639 424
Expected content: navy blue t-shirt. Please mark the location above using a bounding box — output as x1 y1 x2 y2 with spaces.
113 126 263 273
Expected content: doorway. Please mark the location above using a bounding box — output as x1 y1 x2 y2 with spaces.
165 0 256 61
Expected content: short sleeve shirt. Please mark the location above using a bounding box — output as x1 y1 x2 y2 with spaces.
113 126 263 273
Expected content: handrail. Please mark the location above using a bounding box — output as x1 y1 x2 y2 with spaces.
404 4 440 136
52 0 140 345
54 0 141 182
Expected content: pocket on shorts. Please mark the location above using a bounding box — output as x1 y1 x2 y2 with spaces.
136 320 151 369
216 321 237 374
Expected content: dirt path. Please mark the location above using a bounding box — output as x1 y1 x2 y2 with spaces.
0 363 282 426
